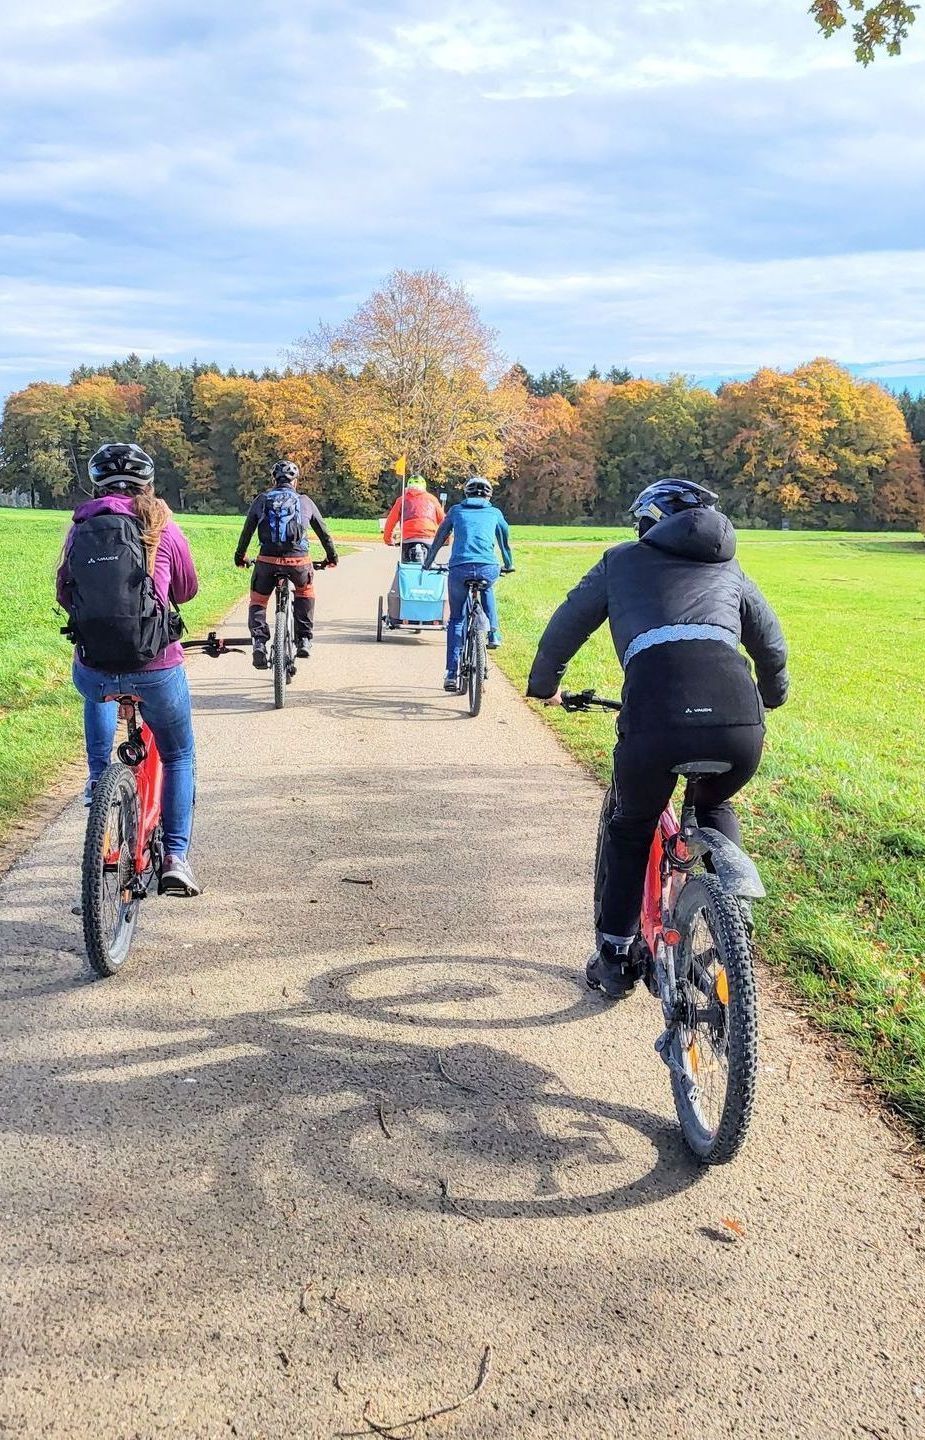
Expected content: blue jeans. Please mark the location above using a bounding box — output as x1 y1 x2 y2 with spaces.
73 661 196 858
446 563 500 673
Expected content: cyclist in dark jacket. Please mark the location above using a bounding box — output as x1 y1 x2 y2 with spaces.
527 479 789 999
234 461 338 668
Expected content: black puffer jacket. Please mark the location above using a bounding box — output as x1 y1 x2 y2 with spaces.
527 510 789 730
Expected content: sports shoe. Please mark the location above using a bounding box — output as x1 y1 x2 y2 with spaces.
586 941 644 1000
159 854 202 897
487 630 502 650
443 671 458 692
252 644 268 670
82 779 96 807
296 638 312 659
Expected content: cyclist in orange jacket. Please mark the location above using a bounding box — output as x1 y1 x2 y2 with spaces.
382 476 445 563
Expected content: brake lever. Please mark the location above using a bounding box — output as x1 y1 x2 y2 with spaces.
560 688 596 712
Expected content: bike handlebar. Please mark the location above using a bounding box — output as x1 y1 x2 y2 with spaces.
560 688 622 713
240 557 330 569
182 632 251 657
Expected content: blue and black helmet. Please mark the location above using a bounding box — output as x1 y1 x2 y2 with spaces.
630 478 718 528
464 476 493 498
271 460 300 484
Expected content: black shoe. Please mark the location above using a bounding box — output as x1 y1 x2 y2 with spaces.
586 942 644 1000
296 638 312 659
443 670 458 692
252 644 268 670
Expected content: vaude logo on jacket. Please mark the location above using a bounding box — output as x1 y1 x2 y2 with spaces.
86 555 119 564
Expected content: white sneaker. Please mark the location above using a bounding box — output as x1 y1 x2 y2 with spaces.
159 854 202 897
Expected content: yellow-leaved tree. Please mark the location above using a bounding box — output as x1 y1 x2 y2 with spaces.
291 269 530 491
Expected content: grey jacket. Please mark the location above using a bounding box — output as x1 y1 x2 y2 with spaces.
527 509 789 710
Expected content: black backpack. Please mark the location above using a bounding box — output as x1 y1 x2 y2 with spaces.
65 511 179 672
257 486 305 555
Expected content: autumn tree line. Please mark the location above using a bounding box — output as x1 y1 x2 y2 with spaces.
1 269 923 532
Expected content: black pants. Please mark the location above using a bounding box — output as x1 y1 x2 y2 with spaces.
401 541 429 563
248 560 315 645
594 724 765 941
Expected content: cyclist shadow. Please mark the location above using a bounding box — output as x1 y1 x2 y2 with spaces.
293 687 469 723
8 959 703 1224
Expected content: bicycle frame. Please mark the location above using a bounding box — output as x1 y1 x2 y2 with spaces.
640 803 686 951
104 698 163 880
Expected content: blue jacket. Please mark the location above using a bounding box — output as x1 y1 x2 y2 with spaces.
424 498 514 570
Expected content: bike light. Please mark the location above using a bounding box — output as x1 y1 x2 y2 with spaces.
664 928 681 946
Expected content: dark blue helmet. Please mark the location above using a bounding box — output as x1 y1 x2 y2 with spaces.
630 479 718 528
271 460 299 484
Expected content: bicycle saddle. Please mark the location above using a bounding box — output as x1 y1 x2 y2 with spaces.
466 578 490 591
671 760 733 776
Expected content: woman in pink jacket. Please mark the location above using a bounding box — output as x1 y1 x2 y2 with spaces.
57 443 201 897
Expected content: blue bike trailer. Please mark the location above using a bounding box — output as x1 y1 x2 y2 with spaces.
377 563 447 638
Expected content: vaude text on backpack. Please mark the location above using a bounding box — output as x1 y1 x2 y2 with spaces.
257 487 305 555
65 511 176 671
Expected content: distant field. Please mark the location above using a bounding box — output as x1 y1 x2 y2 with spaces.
493 530 925 1130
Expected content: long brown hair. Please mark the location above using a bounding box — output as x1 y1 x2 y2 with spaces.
133 486 172 573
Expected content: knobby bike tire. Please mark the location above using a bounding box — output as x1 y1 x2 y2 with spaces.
81 762 140 978
468 625 486 717
273 601 287 709
670 873 758 1164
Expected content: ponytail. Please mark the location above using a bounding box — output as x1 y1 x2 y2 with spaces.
133 488 172 574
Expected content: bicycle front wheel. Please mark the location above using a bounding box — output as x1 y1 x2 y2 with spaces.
669 873 757 1164
82 763 140 977
273 601 287 709
467 627 486 716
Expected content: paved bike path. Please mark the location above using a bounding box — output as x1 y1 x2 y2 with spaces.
1 546 922 1439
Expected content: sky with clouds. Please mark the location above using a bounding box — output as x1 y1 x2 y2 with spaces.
2 0 924 400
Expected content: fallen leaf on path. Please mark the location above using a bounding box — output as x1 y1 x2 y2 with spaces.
721 1216 748 1240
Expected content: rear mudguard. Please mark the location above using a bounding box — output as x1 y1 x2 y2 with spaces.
687 826 766 900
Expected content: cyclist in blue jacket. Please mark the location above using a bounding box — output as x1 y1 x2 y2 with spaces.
423 477 514 691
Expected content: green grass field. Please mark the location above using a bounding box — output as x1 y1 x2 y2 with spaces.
493 530 925 1131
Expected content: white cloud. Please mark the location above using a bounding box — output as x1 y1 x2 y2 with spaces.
465 250 925 369
369 2 852 99
0 0 924 397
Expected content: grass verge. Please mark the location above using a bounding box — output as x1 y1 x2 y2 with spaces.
1 511 299 844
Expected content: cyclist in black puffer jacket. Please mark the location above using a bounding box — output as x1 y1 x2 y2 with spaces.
527 479 789 1000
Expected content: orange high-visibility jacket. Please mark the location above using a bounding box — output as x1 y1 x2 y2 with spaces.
382 489 445 544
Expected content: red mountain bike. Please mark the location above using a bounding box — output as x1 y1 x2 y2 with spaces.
80 636 242 978
563 689 764 1164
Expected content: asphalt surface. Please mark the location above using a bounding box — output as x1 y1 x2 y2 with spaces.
1 546 923 1439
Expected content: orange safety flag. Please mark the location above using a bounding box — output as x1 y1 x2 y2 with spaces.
394 454 407 479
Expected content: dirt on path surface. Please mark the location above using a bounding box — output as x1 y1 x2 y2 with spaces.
1 547 922 1440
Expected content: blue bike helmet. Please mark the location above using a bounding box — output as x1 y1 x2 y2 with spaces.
630 478 718 530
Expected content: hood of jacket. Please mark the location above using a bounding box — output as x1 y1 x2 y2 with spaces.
641 507 736 563
71 493 140 524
